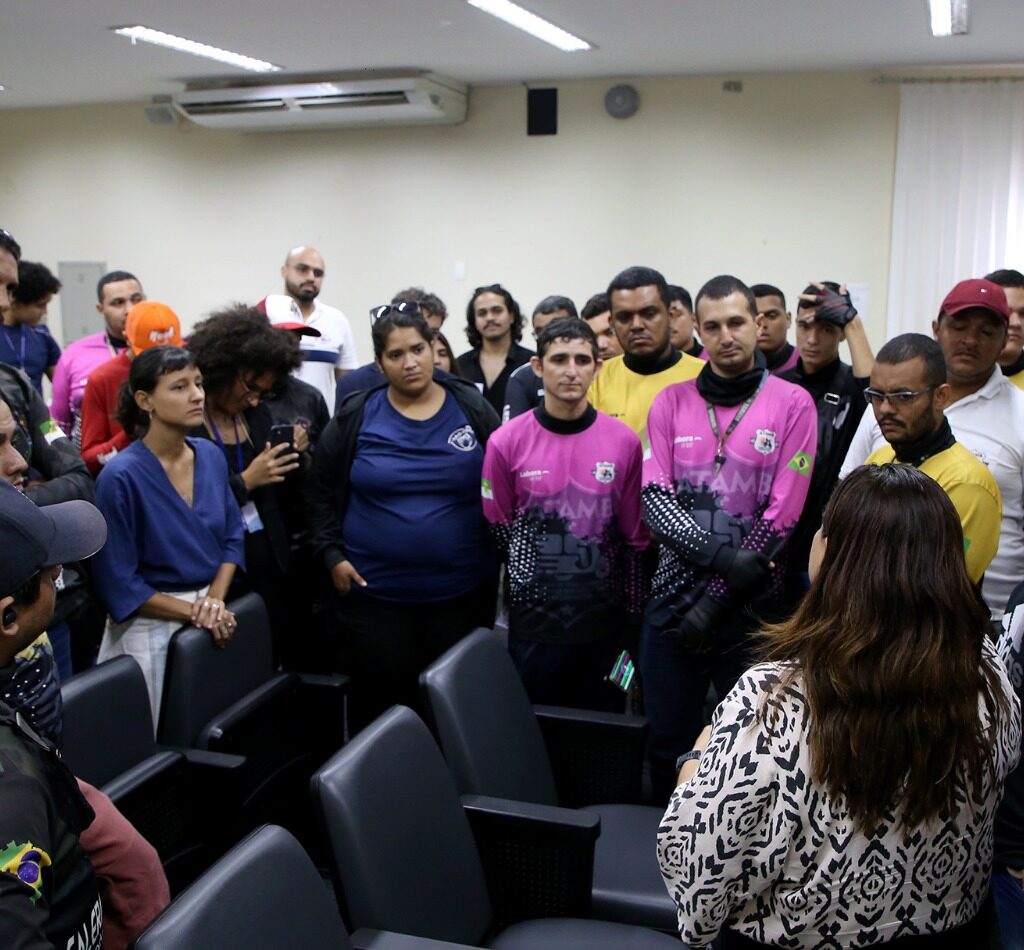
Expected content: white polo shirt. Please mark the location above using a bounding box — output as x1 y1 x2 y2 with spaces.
264 294 359 408
840 366 1024 618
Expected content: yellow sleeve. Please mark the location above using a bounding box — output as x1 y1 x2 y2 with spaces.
945 479 1002 583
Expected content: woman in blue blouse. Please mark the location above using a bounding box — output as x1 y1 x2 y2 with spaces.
93 346 245 720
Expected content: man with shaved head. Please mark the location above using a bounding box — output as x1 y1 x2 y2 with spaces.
261 245 359 408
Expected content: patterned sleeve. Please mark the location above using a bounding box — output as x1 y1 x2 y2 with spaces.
641 389 722 567
658 665 799 946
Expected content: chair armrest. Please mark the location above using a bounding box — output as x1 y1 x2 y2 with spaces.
350 929 482 949
534 704 648 807
197 676 296 747
297 672 349 753
461 793 597 929
101 750 184 802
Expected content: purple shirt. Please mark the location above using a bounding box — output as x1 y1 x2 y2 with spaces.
482 406 649 643
50 332 124 442
642 374 816 617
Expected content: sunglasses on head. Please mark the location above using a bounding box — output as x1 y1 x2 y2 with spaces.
370 301 421 324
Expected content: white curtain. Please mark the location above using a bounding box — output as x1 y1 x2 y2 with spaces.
887 82 1024 338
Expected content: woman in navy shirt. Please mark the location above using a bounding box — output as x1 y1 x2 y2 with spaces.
309 305 499 732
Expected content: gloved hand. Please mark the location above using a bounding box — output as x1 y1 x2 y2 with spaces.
810 285 857 328
711 546 772 590
671 594 723 652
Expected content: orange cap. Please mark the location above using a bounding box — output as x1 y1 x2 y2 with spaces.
125 301 183 352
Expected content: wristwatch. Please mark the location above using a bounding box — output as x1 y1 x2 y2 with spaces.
675 750 702 772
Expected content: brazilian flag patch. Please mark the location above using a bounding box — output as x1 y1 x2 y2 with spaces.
0 841 51 902
481 478 493 500
787 451 812 476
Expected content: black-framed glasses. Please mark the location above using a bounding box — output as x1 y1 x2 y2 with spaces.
369 301 421 324
863 386 936 407
0 229 21 261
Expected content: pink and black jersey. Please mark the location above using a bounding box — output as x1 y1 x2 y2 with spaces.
642 372 816 625
482 406 649 644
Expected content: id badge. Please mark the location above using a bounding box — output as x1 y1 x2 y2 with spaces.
240 501 264 533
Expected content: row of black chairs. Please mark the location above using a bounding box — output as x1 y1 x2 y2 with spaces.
60 598 684 946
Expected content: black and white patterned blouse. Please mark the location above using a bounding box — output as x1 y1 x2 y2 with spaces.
657 639 1021 948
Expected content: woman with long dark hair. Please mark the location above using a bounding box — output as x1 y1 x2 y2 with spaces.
658 464 1019 948
92 346 244 719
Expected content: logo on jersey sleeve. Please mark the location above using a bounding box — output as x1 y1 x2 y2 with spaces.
0 841 52 902
787 450 813 476
481 478 493 500
448 425 478 452
592 461 616 484
751 429 777 455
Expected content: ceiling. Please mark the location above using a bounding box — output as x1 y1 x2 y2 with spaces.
2 0 1023 110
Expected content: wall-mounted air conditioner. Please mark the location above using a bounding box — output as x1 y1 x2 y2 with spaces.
169 70 467 131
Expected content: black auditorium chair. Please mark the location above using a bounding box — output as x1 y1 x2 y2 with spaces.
310 705 680 949
60 655 244 893
133 823 480 950
157 592 348 851
419 629 676 932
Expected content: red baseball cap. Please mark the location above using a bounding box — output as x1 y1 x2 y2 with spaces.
940 278 1009 325
272 321 321 338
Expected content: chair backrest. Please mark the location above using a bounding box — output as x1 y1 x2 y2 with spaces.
158 593 274 746
420 629 559 805
133 824 355 950
311 706 493 946
60 655 157 785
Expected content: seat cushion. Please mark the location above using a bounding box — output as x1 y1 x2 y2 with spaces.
489 917 681 949
586 804 679 931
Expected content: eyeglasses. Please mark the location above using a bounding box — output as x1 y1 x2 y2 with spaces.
863 386 936 407
369 301 421 324
240 376 275 400
0 229 21 261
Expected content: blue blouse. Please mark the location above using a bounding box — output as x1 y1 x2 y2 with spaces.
93 438 246 622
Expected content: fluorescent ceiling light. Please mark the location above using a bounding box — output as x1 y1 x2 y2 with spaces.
111 26 281 73
467 0 592 52
928 0 969 36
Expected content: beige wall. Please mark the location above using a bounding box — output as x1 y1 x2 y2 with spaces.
1 71 898 362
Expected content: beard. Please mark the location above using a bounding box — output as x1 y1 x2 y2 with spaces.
285 278 319 303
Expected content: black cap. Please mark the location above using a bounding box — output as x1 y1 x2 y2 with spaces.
0 481 107 595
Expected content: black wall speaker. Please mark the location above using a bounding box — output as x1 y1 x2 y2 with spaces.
527 88 558 136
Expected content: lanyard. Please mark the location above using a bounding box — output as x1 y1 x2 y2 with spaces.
205 413 245 474
1 325 26 369
705 370 769 476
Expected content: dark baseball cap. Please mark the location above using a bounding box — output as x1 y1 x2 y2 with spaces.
0 481 107 596
940 278 1010 324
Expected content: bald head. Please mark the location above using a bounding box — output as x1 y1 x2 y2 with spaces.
281 246 325 307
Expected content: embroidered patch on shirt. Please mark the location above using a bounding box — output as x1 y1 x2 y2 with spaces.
481 478 493 500
787 450 813 476
751 429 777 455
448 425 478 452
39 418 63 445
0 841 52 902
592 461 616 484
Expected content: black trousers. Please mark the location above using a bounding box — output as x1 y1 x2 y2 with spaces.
331 580 497 735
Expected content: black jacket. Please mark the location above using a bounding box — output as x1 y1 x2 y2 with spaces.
0 701 100 949
307 374 500 572
190 402 291 574
0 363 94 506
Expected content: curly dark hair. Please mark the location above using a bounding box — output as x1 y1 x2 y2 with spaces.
12 261 61 304
464 284 524 349
187 303 302 399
